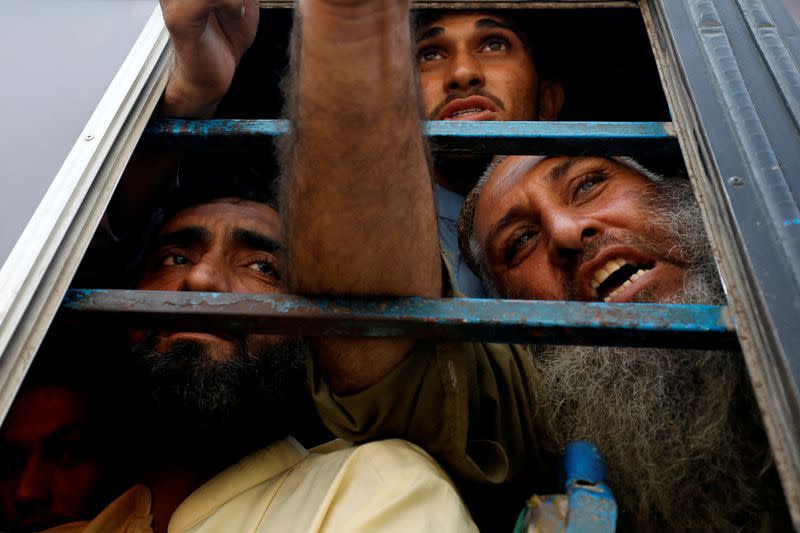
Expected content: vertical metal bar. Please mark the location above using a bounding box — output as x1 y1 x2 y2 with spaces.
645 0 800 525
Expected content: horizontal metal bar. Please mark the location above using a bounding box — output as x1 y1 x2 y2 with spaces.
142 119 679 156
258 0 640 8
61 289 738 350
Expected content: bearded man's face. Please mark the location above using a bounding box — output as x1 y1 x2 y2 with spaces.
124 199 307 447
472 163 771 530
472 156 696 302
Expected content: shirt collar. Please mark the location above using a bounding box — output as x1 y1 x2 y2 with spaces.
433 183 467 222
169 437 308 530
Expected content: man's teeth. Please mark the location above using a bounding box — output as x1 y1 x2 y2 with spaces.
591 258 627 288
450 107 483 118
594 262 650 302
629 269 646 282
603 279 634 302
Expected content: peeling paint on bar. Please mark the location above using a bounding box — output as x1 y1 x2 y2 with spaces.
61 289 737 350
143 119 679 156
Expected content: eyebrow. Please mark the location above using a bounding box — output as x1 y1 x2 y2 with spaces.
416 26 443 42
416 17 517 44
485 206 530 254
544 157 582 185
43 423 90 448
231 228 281 253
153 226 210 250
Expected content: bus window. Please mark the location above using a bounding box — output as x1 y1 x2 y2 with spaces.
1 0 798 530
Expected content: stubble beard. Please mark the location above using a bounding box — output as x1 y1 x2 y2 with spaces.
527 179 773 531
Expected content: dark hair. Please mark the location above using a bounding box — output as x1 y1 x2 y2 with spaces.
410 9 557 80
121 154 279 286
155 155 278 229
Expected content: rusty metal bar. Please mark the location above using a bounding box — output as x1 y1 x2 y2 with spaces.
60 289 737 350
142 119 680 157
257 1 639 7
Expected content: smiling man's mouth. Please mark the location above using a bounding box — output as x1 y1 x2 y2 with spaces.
591 258 654 301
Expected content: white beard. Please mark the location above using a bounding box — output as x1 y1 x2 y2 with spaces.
526 179 774 531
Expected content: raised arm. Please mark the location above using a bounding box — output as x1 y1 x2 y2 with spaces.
110 0 259 233
283 0 442 393
159 0 259 117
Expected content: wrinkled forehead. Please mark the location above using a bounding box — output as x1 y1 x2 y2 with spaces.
481 155 550 207
159 198 281 239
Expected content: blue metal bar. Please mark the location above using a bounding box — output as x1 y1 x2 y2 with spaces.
564 441 618 533
60 289 737 350
513 441 617 533
142 119 679 156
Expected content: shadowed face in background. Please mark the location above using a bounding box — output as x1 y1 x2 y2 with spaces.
0 387 104 532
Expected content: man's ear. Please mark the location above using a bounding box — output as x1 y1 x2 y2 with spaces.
538 80 565 121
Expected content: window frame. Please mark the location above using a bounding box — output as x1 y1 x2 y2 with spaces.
1 0 799 526
0 6 171 423
642 0 800 525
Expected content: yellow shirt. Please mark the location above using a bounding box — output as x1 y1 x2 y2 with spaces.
45 437 477 533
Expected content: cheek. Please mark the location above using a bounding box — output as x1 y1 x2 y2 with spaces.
237 275 286 295
509 76 537 115
420 80 440 114
488 67 536 109
52 465 100 512
499 255 566 300
136 270 184 291
653 263 690 296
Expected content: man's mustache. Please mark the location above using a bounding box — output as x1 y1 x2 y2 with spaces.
428 89 506 120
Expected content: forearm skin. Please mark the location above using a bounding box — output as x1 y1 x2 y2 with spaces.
286 0 442 393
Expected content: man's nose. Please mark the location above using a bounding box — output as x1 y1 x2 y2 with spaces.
15 455 49 504
445 50 485 92
181 256 234 293
544 210 599 265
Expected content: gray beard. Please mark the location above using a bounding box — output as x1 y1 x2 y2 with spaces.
527 180 773 531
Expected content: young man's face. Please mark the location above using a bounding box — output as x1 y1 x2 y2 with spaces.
415 12 560 122
473 156 690 302
136 198 285 360
0 387 102 533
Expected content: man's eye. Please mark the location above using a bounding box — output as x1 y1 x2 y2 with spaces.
417 48 443 63
247 260 279 277
55 446 90 468
573 172 607 200
45 439 92 468
504 230 537 264
481 37 510 53
162 254 189 266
